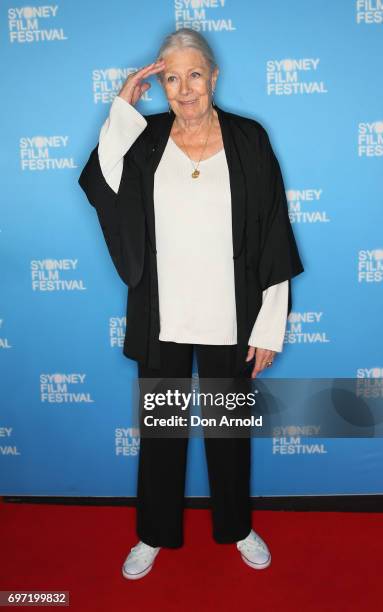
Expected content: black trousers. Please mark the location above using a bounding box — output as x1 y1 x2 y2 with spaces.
135 340 254 548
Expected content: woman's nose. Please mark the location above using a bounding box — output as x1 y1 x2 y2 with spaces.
179 78 192 95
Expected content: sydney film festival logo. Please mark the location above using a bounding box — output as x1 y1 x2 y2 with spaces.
0 427 20 457
358 249 383 283
285 312 330 345
357 366 383 378
356 367 383 400
272 425 327 455
8 5 67 43
174 0 236 32
287 189 330 224
266 58 328 96
19 136 76 171
92 68 152 105
30 259 87 291
40 373 94 403
0 319 12 350
109 317 126 348
115 428 140 457
358 122 383 157
356 0 383 23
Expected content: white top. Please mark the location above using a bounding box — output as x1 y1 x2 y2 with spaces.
154 138 236 344
97 95 289 352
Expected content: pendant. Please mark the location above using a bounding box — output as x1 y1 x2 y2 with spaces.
191 169 200 179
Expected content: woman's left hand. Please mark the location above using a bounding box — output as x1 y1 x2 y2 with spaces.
246 346 276 379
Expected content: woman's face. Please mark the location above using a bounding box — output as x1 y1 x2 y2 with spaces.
160 47 218 121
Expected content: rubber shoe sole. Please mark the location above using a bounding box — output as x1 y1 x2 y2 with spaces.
122 562 155 580
240 552 272 570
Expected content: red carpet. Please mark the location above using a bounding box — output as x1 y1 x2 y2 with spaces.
0 498 381 612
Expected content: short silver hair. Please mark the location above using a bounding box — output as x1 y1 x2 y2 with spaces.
156 27 218 83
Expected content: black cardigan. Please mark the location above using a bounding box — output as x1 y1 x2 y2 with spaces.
78 103 304 370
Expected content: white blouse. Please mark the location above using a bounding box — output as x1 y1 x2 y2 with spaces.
154 138 237 344
97 95 289 352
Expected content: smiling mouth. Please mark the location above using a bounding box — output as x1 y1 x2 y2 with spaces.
179 99 197 105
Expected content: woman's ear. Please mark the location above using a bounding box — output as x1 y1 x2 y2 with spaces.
212 66 219 90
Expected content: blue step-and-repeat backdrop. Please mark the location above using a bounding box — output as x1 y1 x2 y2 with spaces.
1 0 382 497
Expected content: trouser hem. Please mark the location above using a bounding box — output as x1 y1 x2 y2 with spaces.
212 525 252 545
136 527 184 549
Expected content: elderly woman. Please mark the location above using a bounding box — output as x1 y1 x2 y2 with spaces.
79 28 303 579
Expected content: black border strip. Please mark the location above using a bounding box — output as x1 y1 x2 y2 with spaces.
2 495 383 512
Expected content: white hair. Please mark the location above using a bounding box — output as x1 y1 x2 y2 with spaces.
156 27 218 83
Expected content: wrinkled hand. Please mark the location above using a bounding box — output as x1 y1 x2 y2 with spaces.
246 346 276 379
118 59 165 106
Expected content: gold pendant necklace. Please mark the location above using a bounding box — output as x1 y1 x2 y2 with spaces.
178 110 214 179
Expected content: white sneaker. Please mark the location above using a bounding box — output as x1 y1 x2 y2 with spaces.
236 529 271 569
122 541 161 580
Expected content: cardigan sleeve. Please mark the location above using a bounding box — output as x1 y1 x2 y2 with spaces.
78 97 148 287
248 279 288 352
257 129 304 290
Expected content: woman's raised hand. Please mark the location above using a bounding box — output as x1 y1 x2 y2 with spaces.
118 60 165 106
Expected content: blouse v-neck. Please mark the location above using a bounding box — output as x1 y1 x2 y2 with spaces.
168 136 225 164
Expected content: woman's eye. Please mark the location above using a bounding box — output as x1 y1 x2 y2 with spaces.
167 75 176 82
191 72 201 78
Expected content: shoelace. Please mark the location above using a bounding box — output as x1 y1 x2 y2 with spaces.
128 542 158 561
238 534 268 554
